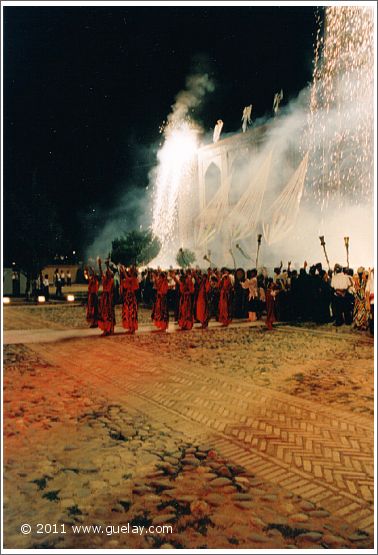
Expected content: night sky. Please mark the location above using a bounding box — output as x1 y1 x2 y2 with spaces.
4 4 319 263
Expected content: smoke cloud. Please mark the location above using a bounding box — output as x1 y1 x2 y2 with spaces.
87 7 374 272
168 73 215 127
83 184 153 263
189 82 373 271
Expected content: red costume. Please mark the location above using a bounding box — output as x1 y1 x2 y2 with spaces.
196 275 210 328
98 271 115 335
265 284 278 330
120 276 139 333
86 274 99 327
152 275 169 330
218 274 233 326
178 276 195 330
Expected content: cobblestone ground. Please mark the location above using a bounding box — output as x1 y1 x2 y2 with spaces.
3 310 374 550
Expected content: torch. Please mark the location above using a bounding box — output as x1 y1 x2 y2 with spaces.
344 236 349 268
203 251 213 267
319 236 330 271
256 234 262 269
236 243 251 260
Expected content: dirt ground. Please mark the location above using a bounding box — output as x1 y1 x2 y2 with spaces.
3 303 153 330
2 305 375 549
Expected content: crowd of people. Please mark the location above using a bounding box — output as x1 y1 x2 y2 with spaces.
28 268 72 301
84 258 374 337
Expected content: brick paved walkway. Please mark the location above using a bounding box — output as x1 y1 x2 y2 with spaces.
29 330 374 536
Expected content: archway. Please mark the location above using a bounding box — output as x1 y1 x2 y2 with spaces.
205 162 221 205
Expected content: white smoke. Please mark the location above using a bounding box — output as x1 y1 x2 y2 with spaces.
86 69 373 271
171 7 374 271
88 7 374 272
168 73 215 127
84 184 153 263
169 74 373 271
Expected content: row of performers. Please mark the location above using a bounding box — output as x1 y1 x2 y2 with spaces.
85 260 278 336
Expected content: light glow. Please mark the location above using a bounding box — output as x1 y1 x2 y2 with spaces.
151 121 198 259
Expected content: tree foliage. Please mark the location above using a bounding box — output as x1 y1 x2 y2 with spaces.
111 229 161 266
176 248 196 268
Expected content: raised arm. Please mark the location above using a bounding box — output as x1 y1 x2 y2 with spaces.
241 278 250 289
119 264 126 279
97 257 104 277
192 270 201 285
170 270 179 285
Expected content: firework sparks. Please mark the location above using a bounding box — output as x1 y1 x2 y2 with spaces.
308 6 374 209
150 73 214 266
151 120 199 255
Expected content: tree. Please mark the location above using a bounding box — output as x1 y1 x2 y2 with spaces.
111 230 161 266
176 248 196 268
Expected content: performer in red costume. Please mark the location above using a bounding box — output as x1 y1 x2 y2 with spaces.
152 272 169 331
120 265 139 334
196 272 210 328
218 270 233 326
177 271 195 330
265 278 279 330
85 266 99 328
97 257 116 336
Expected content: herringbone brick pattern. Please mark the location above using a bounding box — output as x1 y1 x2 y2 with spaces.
31 336 374 534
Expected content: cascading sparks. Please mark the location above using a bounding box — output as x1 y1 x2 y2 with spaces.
151 121 199 255
308 6 374 210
